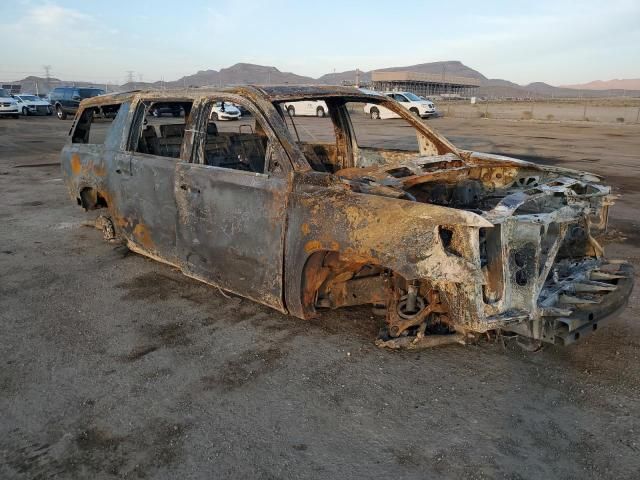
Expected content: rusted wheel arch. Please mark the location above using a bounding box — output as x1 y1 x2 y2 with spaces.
299 249 454 340
79 186 109 211
300 249 405 318
300 250 333 318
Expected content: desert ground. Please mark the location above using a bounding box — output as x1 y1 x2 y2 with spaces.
442 98 640 123
1 111 639 479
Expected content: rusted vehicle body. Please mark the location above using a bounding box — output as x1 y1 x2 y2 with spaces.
60 85 633 348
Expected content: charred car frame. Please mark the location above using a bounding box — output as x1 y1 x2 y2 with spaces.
60 85 633 349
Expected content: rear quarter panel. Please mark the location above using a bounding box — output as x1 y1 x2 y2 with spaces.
60 101 132 209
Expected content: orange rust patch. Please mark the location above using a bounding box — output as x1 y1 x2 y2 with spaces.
133 223 154 250
99 190 113 208
304 240 323 253
301 223 311 236
92 163 107 177
70 154 82 176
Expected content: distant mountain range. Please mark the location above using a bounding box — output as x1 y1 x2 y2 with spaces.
6 61 640 98
560 79 640 90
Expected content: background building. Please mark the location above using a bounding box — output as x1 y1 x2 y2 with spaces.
371 70 480 97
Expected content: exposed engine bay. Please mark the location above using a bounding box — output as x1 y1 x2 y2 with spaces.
309 151 634 349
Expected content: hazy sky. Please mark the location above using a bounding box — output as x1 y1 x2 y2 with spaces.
1 0 638 85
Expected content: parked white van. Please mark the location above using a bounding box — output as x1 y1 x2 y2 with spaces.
283 100 328 117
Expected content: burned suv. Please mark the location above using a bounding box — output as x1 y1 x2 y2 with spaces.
60 86 633 349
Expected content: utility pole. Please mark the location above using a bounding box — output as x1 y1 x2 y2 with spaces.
43 65 52 91
355 68 360 88
126 70 135 84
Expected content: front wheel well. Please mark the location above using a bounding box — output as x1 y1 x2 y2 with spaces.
300 250 392 317
78 187 108 210
300 250 453 338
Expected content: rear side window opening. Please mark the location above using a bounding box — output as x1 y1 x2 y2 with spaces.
132 100 194 159
197 98 284 175
71 104 122 144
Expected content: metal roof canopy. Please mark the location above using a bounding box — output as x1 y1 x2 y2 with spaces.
372 71 481 88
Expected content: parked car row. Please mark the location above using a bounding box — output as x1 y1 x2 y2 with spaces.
1 85 437 122
0 85 106 119
283 91 438 120
146 101 243 121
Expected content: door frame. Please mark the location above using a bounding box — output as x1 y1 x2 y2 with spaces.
174 93 293 311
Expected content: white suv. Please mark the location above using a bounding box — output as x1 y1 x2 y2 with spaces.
364 91 436 120
0 88 19 118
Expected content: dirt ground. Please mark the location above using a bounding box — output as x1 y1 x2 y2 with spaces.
441 99 640 123
1 114 639 480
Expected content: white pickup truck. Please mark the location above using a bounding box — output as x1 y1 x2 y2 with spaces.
364 92 436 119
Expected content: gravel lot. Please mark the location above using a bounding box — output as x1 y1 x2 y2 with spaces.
1 114 639 479
440 99 640 123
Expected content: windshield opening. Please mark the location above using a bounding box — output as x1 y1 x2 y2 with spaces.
20 95 39 101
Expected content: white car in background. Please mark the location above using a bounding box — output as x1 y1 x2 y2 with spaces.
13 94 53 116
283 100 329 118
364 92 437 119
363 102 400 120
0 88 20 118
210 101 241 121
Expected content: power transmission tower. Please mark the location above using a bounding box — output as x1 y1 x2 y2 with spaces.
43 65 52 91
125 70 136 90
